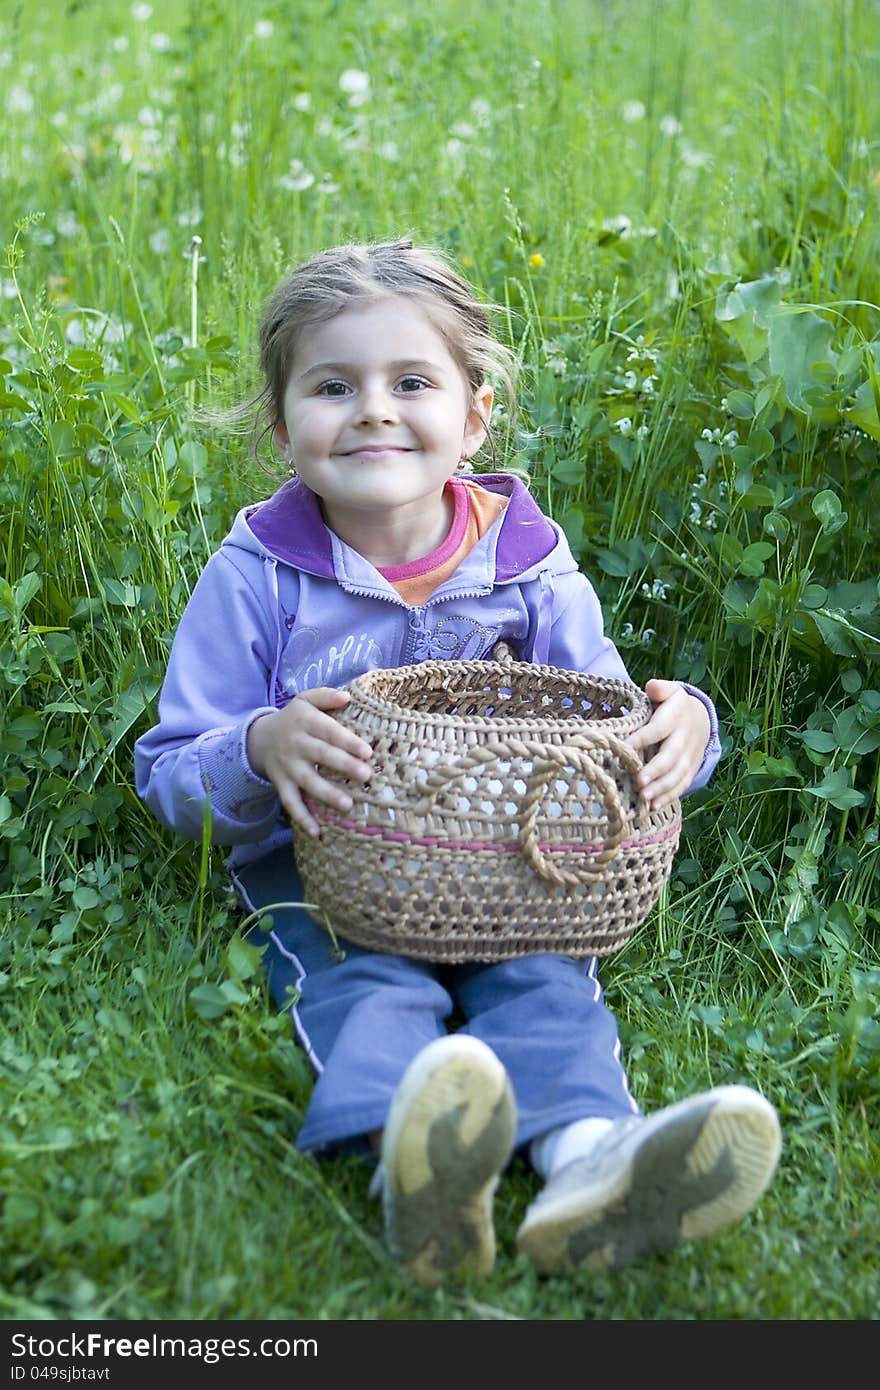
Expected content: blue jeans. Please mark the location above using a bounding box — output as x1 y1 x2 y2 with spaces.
233 847 640 1154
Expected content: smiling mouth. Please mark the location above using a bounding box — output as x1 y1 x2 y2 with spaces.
340 446 413 457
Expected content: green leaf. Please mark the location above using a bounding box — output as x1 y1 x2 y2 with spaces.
189 984 230 1020
737 541 775 577
798 730 837 754
811 489 842 531
550 457 587 486
715 277 782 364
179 441 208 475
768 308 836 410
724 390 754 420
748 427 775 462
806 768 866 810
847 378 880 440
763 512 790 542
226 931 266 982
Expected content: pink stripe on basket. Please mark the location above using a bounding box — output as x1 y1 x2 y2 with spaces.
308 807 682 855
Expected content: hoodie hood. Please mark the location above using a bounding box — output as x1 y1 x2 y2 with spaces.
232 473 574 585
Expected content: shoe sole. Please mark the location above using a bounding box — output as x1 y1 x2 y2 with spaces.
382 1035 517 1289
516 1085 782 1273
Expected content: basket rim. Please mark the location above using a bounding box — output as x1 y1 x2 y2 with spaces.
344 658 651 738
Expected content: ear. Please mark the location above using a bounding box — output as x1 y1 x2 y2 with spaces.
461 382 494 458
272 418 290 452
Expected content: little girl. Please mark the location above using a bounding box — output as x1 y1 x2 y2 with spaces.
135 238 781 1289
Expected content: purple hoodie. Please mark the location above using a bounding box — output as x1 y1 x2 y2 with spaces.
134 473 721 868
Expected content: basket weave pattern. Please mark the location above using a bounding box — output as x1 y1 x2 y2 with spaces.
294 656 682 962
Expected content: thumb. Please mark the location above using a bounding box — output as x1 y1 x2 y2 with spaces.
644 677 679 705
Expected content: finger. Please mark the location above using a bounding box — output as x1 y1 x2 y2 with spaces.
281 784 321 839
305 715 374 764
296 698 374 762
299 686 353 710
300 734 373 783
295 761 360 815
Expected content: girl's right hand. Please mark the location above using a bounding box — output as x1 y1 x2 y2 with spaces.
246 688 373 837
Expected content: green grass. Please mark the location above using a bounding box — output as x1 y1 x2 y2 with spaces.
1 0 879 1320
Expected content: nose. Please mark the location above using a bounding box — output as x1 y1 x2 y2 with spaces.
357 379 398 425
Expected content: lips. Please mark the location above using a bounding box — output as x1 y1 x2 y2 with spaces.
340 445 412 456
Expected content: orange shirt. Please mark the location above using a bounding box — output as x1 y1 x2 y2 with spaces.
377 477 508 606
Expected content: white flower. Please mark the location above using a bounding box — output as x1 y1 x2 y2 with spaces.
622 100 646 123
278 159 315 192
292 92 312 111
315 175 340 194
681 143 710 168
446 138 464 159
112 36 129 51
339 69 370 104
149 228 171 254
603 214 631 236
722 430 739 448
56 211 80 238
470 97 491 125
150 32 172 51
641 629 656 643
615 417 633 436
254 19 274 39
660 114 682 136
130 2 152 19
7 84 35 115
623 370 638 390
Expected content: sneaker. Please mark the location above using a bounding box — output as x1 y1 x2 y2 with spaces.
380 1034 517 1289
516 1085 782 1274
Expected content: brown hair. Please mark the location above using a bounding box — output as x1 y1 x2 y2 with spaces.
252 238 517 464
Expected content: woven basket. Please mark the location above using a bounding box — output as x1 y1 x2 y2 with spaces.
293 650 681 962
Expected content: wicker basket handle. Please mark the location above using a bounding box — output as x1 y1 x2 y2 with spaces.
413 732 645 888
518 742 630 886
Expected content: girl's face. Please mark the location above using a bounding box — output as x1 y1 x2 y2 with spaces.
272 296 492 554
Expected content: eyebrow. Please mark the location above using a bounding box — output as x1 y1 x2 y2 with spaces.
297 358 448 381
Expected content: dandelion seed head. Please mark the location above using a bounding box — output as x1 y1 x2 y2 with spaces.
130 2 153 19
254 19 275 39
339 69 370 104
660 114 682 136
622 100 646 123
279 159 315 192
7 85 35 115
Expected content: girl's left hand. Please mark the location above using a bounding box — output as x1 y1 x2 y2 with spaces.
625 678 711 811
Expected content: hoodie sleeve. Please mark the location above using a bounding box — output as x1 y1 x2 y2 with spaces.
541 568 722 794
134 548 285 844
